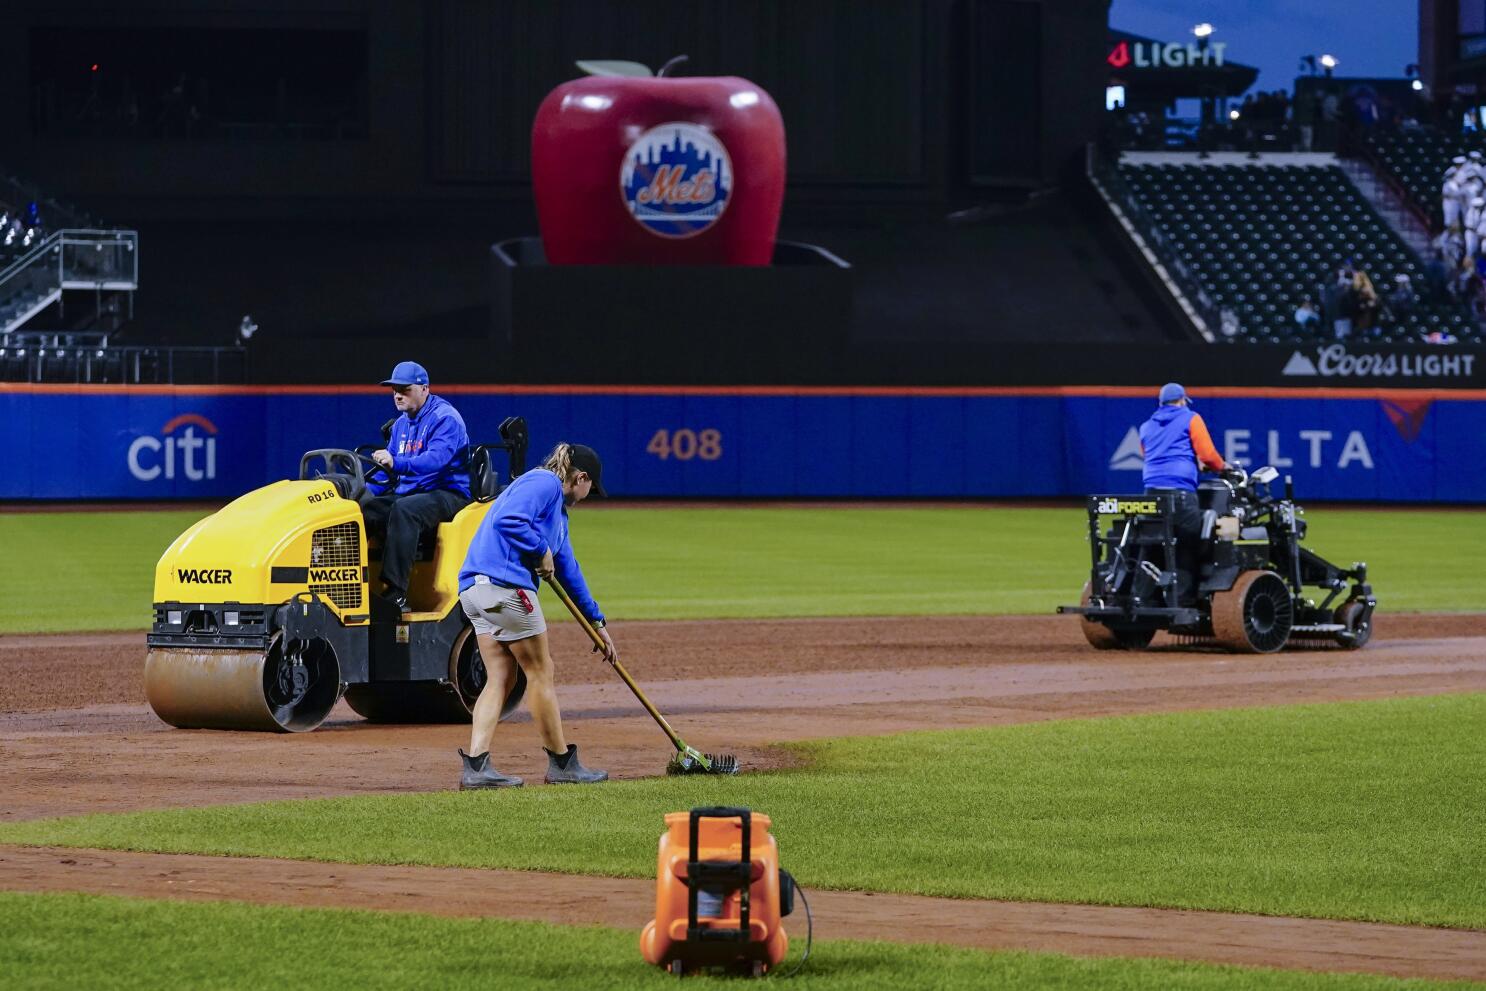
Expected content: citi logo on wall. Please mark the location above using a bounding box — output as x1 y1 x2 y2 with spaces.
128 413 218 482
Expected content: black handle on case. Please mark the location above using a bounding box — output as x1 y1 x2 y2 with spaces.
686 806 752 943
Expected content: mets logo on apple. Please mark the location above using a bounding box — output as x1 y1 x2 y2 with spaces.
620 122 731 238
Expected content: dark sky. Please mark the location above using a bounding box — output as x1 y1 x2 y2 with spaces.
1111 0 1418 95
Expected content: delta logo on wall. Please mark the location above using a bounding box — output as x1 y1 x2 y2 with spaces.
127 413 218 482
620 122 732 238
1108 424 1376 472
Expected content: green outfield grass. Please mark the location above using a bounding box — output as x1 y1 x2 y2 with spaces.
5 695 1483 929
3 505 1483 633
3 893 1479 991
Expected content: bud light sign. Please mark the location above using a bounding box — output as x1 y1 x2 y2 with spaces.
620 122 731 238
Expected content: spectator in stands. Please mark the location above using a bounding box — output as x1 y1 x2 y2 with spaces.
1467 197 1485 259
1219 308 1240 338
1435 226 1466 269
1325 268 1356 339
1425 249 1451 298
361 361 471 614
1443 156 1466 233
1294 296 1321 333
1352 271 1380 334
1386 275 1416 316
1451 255 1477 300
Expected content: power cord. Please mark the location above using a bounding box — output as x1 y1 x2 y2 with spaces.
774 883 812 978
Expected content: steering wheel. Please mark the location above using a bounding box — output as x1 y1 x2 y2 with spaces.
297 448 396 495
352 447 398 489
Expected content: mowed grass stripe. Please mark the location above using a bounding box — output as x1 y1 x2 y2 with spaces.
4 505 1484 632
2 892 1480 991
4 695 1482 929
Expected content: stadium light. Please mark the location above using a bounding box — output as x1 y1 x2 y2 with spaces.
1229 109 1241 121
1192 23 1214 39
1319 54 1338 77
1413 79 1424 91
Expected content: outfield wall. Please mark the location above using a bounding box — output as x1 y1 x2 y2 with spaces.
5 385 1484 502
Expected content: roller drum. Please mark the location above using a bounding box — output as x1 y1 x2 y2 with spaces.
145 633 341 733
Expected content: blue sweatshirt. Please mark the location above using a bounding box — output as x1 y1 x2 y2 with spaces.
386 394 470 498
1140 404 1224 491
459 469 604 624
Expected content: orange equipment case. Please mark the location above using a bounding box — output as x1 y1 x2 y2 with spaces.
640 807 789 977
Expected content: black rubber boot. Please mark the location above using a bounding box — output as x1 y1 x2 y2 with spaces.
543 744 608 784
458 748 522 790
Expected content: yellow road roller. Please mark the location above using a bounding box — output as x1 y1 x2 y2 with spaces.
144 418 530 733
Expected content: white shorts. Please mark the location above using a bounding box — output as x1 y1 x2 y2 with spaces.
459 577 547 642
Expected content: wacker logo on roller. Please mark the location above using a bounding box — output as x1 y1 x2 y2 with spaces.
177 568 233 584
310 567 361 583
128 413 219 482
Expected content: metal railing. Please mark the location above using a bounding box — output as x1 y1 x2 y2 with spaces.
0 228 138 334
1090 158 1222 339
0 338 245 384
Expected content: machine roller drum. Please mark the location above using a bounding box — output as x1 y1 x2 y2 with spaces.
145 633 342 732
1211 570 1294 653
341 624 526 723
1079 582 1157 651
1333 599 1373 649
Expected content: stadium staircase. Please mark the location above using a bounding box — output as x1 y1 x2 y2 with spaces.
0 229 139 335
0 168 137 336
1363 126 1486 233
1091 152 1477 343
1335 157 1434 257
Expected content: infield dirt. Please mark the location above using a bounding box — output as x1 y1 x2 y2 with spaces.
2 612 1484 981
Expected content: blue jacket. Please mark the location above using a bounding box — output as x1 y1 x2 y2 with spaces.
459 469 604 624
1140 404 1223 491
386 394 470 498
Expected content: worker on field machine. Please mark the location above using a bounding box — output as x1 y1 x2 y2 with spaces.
1139 382 1229 605
362 361 471 614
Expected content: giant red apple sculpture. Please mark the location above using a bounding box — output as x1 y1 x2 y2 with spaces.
532 58 786 266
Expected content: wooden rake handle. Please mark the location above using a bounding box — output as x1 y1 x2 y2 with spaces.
545 575 687 753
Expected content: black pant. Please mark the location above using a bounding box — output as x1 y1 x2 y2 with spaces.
1146 487 1203 602
362 489 469 595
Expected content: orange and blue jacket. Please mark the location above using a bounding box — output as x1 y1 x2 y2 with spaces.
1139 405 1225 491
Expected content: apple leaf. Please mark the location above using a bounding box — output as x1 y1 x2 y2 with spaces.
575 60 653 78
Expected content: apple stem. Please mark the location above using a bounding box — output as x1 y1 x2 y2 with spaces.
657 55 689 77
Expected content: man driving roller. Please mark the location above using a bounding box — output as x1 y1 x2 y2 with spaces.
362 361 471 613
1139 382 1227 605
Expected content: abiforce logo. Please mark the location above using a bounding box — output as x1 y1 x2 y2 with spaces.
620 122 731 238
1096 498 1159 515
128 413 218 482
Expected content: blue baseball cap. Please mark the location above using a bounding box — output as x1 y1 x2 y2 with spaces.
380 361 429 387
1158 382 1189 405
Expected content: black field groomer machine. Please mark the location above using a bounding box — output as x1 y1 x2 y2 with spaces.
1059 465 1376 653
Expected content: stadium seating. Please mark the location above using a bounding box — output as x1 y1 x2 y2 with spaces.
1114 161 1477 343
1364 127 1486 231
